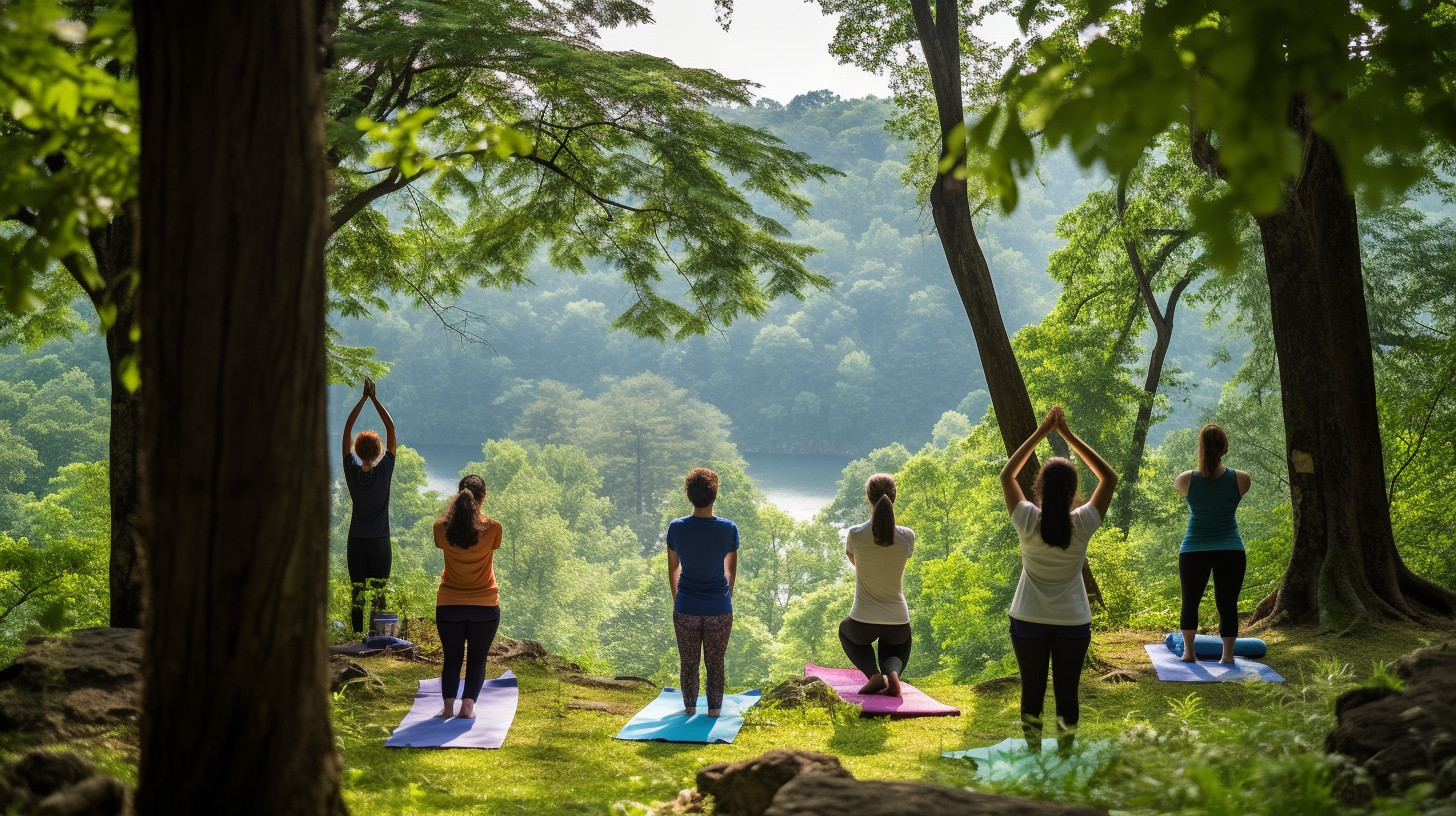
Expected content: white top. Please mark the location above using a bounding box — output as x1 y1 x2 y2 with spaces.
1007 500 1102 625
845 521 915 624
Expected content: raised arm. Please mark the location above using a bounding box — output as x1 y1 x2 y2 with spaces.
365 377 397 455
1055 411 1118 518
1001 407 1061 514
341 386 368 461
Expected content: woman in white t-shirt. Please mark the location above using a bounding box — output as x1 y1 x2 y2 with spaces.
838 473 915 695
999 406 1116 751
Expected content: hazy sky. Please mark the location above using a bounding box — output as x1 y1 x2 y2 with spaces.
596 0 893 105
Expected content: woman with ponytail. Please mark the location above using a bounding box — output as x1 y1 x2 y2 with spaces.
1000 406 1116 751
431 474 503 719
1174 424 1251 664
839 473 916 695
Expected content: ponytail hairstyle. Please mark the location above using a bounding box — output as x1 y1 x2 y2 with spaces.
1198 424 1229 478
1033 457 1079 550
866 473 898 546
442 474 488 549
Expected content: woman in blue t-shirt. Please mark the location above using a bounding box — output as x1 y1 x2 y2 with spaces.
341 377 397 636
665 468 739 718
1174 423 1251 664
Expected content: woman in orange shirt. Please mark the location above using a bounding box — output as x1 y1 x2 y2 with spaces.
432 474 503 719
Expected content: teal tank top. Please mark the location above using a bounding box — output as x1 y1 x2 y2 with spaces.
1180 468 1244 553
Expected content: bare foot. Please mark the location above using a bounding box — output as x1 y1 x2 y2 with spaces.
1180 652 1199 663
437 701 456 718
884 671 902 697
458 700 476 719
707 709 721 718
682 708 697 717
858 673 888 694
1219 657 1236 665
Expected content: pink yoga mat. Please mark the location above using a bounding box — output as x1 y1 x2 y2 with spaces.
805 663 959 717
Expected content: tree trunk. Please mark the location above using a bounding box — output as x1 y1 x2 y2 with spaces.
133 1 345 813
1251 101 1456 629
908 0 1099 605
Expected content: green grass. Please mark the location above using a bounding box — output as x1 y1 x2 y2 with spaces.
329 621 1456 815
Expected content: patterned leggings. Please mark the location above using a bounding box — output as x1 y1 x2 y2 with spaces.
673 611 733 712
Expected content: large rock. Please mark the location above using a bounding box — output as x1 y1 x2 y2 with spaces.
0 750 128 816
1328 640 1456 798
697 749 852 816
0 628 141 742
765 775 1109 816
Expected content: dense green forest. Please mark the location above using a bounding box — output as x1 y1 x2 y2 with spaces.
6 94 1454 688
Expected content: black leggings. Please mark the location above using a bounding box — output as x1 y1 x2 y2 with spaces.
1009 618 1090 742
838 617 912 679
437 616 500 701
347 536 392 635
1178 549 1247 637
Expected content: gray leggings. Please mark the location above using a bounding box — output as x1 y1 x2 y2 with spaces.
838 617 912 679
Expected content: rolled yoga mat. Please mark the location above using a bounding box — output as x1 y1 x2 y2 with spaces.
1144 644 1285 683
385 671 519 749
614 687 761 744
1164 632 1267 659
804 663 959 717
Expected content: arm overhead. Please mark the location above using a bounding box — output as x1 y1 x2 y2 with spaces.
342 384 368 461
1056 410 1117 518
1001 407 1061 515
365 377 397 455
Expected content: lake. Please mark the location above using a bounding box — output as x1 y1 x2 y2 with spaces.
411 444 849 522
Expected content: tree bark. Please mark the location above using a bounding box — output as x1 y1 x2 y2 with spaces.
1250 99 1456 629
133 1 345 813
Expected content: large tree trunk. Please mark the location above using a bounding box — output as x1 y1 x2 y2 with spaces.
908 0 1099 604
1251 100 1456 629
133 1 345 813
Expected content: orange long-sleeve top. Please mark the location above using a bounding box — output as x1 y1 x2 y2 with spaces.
433 516 502 607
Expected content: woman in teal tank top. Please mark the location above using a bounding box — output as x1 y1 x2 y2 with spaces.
1174 424 1251 664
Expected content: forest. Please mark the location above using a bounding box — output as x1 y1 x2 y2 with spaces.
2 0 1456 815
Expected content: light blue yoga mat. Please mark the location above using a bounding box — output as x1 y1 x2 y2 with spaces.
1164 632 1267 658
1144 644 1285 682
385 672 518 748
942 737 1112 783
614 687 760 744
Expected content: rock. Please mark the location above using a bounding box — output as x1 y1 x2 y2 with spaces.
760 677 840 708
489 637 547 662
567 674 655 691
0 628 141 742
764 775 1109 816
1098 669 1138 684
1328 640 1456 798
0 750 128 816
328 656 371 693
697 749 852 816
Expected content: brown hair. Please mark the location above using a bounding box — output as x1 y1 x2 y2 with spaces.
1199 424 1229 478
1034 457 1079 550
442 474 488 549
354 430 382 464
684 468 719 509
866 473 897 546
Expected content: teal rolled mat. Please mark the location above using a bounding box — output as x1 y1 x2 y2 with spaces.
1164 632 1266 658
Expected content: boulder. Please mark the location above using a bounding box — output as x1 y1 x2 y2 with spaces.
764 775 1109 816
697 749 852 816
489 637 548 662
328 656 371 693
760 677 840 708
0 628 141 742
0 750 128 816
1327 639 1456 798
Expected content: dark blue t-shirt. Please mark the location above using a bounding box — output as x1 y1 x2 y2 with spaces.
666 515 739 616
343 451 395 538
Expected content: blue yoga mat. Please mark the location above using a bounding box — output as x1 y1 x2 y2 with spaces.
1164 632 1267 658
942 737 1112 783
614 687 760 744
1144 644 1284 682
385 672 519 748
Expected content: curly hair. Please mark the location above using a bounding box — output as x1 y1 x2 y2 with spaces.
865 473 898 546
441 474 488 549
353 430 382 464
684 468 719 509
1034 457 1079 550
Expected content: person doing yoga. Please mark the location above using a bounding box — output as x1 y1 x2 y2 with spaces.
666 468 739 718
433 474 503 719
342 376 397 636
1174 423 1251 664
1001 406 1116 751
839 473 915 696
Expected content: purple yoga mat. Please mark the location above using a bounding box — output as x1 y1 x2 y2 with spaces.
385 671 519 749
805 663 959 717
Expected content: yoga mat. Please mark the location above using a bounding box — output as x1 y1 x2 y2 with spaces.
614 687 760 744
943 737 1113 783
804 663 959 717
1164 632 1267 658
1144 644 1284 683
385 671 519 749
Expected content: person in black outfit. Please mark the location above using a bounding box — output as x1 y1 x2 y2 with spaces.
342 377 397 636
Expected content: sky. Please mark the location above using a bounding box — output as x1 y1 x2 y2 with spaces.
596 0 893 105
